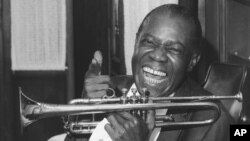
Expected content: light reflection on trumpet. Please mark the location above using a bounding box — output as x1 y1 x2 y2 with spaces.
20 87 243 135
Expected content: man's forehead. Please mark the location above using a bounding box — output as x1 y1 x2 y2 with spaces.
146 13 189 27
141 15 190 35
140 13 196 39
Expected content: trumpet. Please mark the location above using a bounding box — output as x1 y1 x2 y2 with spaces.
20 87 243 135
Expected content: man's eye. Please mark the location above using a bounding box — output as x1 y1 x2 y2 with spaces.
167 47 183 55
141 39 154 45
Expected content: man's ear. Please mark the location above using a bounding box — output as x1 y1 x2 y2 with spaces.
188 53 201 72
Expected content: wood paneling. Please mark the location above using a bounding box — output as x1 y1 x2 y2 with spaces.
179 0 198 17
226 0 250 63
66 0 75 101
73 0 111 97
0 0 21 140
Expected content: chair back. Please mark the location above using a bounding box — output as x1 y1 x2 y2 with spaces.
203 63 249 123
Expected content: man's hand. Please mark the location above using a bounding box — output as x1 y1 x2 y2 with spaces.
83 51 111 98
104 110 155 141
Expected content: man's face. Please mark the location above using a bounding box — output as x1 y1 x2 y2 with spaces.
132 14 198 97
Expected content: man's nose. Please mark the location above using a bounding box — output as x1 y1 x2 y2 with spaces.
149 47 168 62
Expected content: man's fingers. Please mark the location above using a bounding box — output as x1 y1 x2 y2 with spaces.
106 114 125 132
117 112 139 138
84 75 110 84
113 113 127 125
118 112 137 123
145 100 155 131
93 50 102 65
85 84 110 92
146 109 155 131
86 91 107 98
104 124 117 141
85 51 103 77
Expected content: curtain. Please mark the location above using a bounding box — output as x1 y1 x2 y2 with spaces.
123 0 178 75
11 0 66 70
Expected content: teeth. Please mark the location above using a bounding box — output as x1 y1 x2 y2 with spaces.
143 67 166 77
144 76 164 84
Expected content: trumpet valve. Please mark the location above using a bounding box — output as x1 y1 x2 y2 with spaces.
131 88 138 98
141 88 149 120
121 88 128 104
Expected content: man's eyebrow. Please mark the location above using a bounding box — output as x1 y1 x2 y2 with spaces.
141 33 185 48
163 40 185 48
140 33 161 43
141 33 155 38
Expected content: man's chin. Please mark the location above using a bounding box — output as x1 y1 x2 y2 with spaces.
147 89 164 97
140 85 165 97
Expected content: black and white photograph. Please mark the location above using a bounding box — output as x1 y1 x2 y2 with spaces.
0 0 250 141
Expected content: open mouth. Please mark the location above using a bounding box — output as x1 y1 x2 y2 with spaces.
142 66 167 85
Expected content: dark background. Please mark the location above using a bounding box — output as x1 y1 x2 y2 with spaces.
1 0 250 141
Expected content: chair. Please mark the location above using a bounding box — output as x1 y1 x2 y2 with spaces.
202 63 250 123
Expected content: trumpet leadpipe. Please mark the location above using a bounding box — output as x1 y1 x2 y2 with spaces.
152 92 243 102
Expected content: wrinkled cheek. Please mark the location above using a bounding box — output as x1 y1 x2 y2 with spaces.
171 66 187 87
131 51 144 73
131 55 141 86
131 56 139 75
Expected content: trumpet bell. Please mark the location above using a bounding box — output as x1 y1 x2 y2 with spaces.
20 88 40 127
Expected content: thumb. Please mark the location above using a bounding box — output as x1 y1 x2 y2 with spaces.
85 50 103 77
